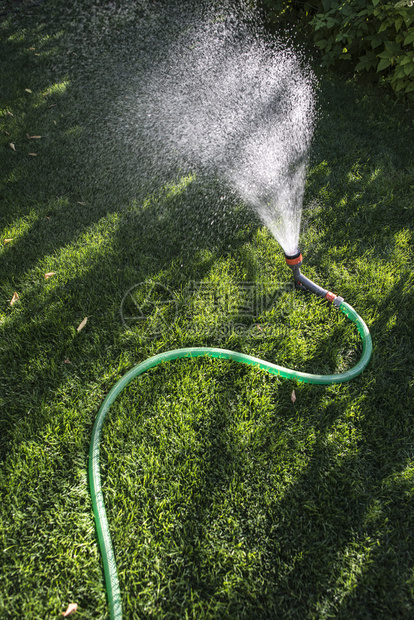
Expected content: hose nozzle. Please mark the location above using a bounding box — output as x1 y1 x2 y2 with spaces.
284 251 343 307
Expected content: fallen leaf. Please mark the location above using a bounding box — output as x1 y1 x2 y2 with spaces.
26 134 42 139
62 603 78 617
291 390 296 403
77 317 88 332
4 238 13 244
64 358 72 364
5 131 10 136
9 143 16 151
28 153 38 156
25 88 32 93
29 47 36 50
77 201 86 205
48 104 57 108
10 292 19 306
44 272 56 279
7 110 13 117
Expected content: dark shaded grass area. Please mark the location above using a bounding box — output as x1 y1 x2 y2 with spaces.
1 1 413 618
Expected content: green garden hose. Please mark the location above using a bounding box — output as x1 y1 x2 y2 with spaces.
89 298 372 620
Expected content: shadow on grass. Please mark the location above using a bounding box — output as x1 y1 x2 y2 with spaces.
101 356 413 618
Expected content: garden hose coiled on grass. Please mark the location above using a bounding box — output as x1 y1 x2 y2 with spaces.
89 261 372 620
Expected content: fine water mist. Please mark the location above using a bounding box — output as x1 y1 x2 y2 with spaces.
62 1 316 256
125 11 316 256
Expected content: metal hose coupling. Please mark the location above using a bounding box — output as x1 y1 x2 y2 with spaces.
284 251 344 307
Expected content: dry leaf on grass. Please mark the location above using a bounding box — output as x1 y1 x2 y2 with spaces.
291 390 296 403
62 602 78 617
4 238 13 244
25 88 32 93
44 272 56 279
9 143 16 151
26 134 42 139
28 153 38 156
10 292 19 306
77 317 88 332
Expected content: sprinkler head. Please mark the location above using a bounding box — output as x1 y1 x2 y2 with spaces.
284 250 343 306
284 250 302 281
284 250 302 268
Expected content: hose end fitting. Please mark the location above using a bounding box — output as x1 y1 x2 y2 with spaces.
325 291 344 307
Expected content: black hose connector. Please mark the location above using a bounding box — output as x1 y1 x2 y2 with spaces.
284 251 343 307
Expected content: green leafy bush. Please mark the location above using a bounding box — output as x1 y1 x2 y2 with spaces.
261 0 414 98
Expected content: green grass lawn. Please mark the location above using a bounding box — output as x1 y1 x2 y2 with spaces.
1 1 414 618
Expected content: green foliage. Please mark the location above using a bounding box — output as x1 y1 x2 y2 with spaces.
262 0 414 99
260 0 316 38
